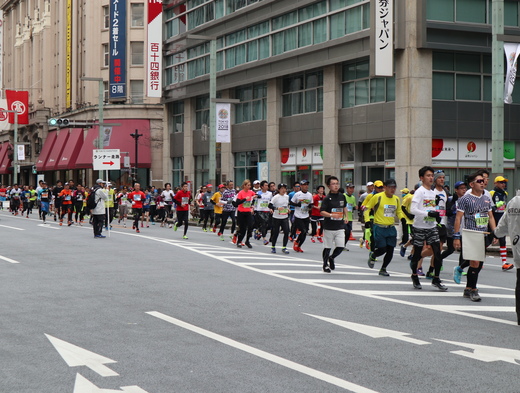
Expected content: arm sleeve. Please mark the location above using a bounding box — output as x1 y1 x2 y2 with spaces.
410 190 428 221
363 195 376 222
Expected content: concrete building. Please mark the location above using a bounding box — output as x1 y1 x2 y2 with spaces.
0 0 166 188
164 0 520 193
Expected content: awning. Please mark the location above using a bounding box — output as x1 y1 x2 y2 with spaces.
0 143 11 175
75 119 151 169
57 128 84 170
44 130 69 171
35 132 57 171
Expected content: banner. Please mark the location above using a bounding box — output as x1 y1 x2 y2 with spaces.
462 229 486 262
102 127 113 147
216 103 231 143
373 0 393 77
0 11 4 93
17 145 25 161
6 90 29 124
109 0 127 100
66 0 72 109
147 0 162 97
504 42 520 104
0 99 9 131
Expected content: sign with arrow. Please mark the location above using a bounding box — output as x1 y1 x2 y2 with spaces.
93 149 121 171
74 373 150 393
45 334 119 377
304 314 431 345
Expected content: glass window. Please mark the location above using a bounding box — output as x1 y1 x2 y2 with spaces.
355 80 369 105
341 144 355 161
103 6 110 29
131 3 144 27
172 157 184 188
456 74 481 100
363 142 384 162
455 53 480 73
195 95 210 130
427 0 454 22
386 77 395 102
131 42 144 65
370 78 386 103
330 12 346 39
314 18 327 44
346 6 362 33
342 60 393 107
505 1 519 26
456 0 486 23
433 73 454 100
102 44 109 67
130 80 144 103
282 71 323 116
342 82 355 108
483 75 491 101
172 101 184 133
433 52 454 71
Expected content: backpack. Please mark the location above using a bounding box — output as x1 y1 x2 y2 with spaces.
86 186 100 210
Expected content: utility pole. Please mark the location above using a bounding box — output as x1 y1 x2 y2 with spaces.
491 0 504 174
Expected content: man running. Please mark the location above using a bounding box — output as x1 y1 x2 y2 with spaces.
254 180 272 245
173 182 192 239
290 179 313 252
218 180 237 240
37 181 52 224
128 183 146 233
201 184 215 232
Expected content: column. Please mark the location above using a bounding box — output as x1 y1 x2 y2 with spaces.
394 0 433 189
266 79 281 183
322 65 341 181
183 98 195 182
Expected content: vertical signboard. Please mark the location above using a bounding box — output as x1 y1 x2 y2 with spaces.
0 11 3 94
216 103 231 143
147 0 163 97
66 0 72 109
371 0 393 77
110 0 127 100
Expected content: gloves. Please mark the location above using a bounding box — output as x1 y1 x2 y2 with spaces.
364 221 371 229
401 218 407 226
428 210 442 224
364 228 372 241
435 194 442 206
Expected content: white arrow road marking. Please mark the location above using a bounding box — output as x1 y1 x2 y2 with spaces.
0 255 20 264
147 311 379 393
73 373 150 393
305 314 431 345
0 224 24 230
435 339 520 365
45 334 119 377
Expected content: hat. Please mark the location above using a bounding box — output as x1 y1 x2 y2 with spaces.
494 176 508 183
454 181 466 189
96 179 106 184
218 184 225 188
434 170 445 182
253 180 260 184
366 181 374 186
300 179 309 185
384 179 397 187
346 183 354 188
400 188 410 194
206 184 213 188
374 180 384 187
278 183 288 190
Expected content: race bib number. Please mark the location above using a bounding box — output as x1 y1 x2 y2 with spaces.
182 197 189 205
475 212 489 228
41 192 48 199
65 195 71 201
436 208 446 217
330 208 343 220
243 201 252 208
159 202 165 207
347 203 353 212
318 200 323 208
134 194 141 201
77 195 83 201
260 201 269 208
278 207 289 216
383 204 396 217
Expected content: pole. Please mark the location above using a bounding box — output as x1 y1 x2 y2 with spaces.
208 39 217 186
98 80 104 150
13 111 18 185
492 0 504 174
135 129 139 183
106 169 110 237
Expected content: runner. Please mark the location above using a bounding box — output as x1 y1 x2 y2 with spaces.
344 183 356 250
453 172 498 301
9 184 22 215
210 184 225 234
218 180 237 240
37 181 52 224
161 183 176 228
490 175 514 271
128 183 146 233
288 182 301 241
105 183 116 230
90 179 108 238
52 180 64 221
268 183 290 254
116 186 130 228
0 184 6 210
173 182 192 239
290 179 313 253
73 184 87 225
320 176 349 273
310 185 325 244
58 183 74 226
201 184 215 232
233 179 257 248
141 188 151 228
364 179 405 277
254 180 272 245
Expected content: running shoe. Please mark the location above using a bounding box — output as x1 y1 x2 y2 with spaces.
183 235 188 239
416 268 425 276
463 288 471 298
503 263 514 271
328 257 335 271
123 224 126 228
136 229 140 233
400 245 406 257
271 247 276 253
237 243 242 248
245 242 253 249
359 239 364 248
411 275 422 289
68 221 72 226
425 272 434 280
169 224 172 228
407 254 413 261
317 237 323 243
212 227 216 233
220 235 224 241
311 237 316 243
59 221 63 226
94 235 106 238
367 252 376 269
263 240 269 245
203 228 207 232
379 268 390 277
232 234 237 244
469 289 481 302
173 223 178 231
344 247 349 251
141 223 144 228
282 248 290 254
323 264 331 273
453 266 463 284
432 278 448 291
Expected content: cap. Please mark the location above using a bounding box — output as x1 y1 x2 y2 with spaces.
495 176 508 183
300 179 309 185
278 183 288 190
346 183 354 188
384 179 397 187
253 180 260 184
434 170 445 182
96 179 106 184
454 181 466 189
400 188 410 194
206 184 213 188
374 180 384 187
218 184 225 188
366 181 374 186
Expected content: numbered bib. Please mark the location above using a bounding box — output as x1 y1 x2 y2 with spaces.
134 194 141 201
182 197 189 205
330 208 343 220
475 212 489 229
278 207 289 216
383 204 396 217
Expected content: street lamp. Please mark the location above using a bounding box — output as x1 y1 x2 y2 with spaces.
130 130 143 184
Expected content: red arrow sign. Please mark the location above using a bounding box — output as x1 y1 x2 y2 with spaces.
102 161 115 166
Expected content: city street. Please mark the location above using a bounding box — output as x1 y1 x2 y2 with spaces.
0 210 519 393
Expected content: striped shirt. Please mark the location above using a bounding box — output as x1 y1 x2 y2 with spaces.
457 192 492 231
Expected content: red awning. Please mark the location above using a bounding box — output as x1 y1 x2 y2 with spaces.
57 128 84 170
35 132 57 171
0 143 11 175
75 119 151 169
44 130 69 171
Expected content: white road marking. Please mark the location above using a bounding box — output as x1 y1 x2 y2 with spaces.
45 334 119 377
73 373 150 393
38 224 60 229
147 311 379 393
347 290 515 298
0 255 20 264
435 339 520 365
0 224 24 230
305 314 431 345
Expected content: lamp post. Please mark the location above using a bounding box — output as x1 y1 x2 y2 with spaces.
80 77 104 149
130 130 143 184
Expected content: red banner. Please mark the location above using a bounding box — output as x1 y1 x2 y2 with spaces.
6 90 29 124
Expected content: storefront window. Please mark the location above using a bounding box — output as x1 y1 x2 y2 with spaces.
234 150 267 185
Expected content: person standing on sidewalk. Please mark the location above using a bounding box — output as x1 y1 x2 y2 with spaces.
320 176 349 273
91 179 108 238
490 175 514 271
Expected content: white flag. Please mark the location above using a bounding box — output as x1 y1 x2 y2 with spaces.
462 229 486 262
17 145 25 161
504 43 520 104
0 98 9 131
102 127 112 147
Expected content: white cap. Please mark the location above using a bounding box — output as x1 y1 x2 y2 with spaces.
96 178 106 184
253 180 260 184
366 181 374 186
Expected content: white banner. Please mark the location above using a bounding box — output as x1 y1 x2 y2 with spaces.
504 42 520 104
0 10 3 94
462 229 486 262
216 103 231 143
374 0 393 77
102 126 113 147
17 144 25 161
146 0 163 98
0 98 9 131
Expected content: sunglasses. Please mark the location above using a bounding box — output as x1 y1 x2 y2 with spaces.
475 179 485 184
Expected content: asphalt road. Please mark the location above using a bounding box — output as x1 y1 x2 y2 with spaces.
0 210 519 393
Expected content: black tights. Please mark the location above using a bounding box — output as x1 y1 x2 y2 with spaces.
466 261 484 289
411 242 442 276
271 218 289 248
322 247 344 266
372 245 395 269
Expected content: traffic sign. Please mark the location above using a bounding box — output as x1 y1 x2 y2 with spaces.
93 149 121 170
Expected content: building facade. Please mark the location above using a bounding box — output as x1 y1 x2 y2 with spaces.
0 0 167 188
163 0 520 193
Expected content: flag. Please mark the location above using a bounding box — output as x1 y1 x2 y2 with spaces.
0 98 10 131
504 43 520 104
462 229 486 262
5 90 29 124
